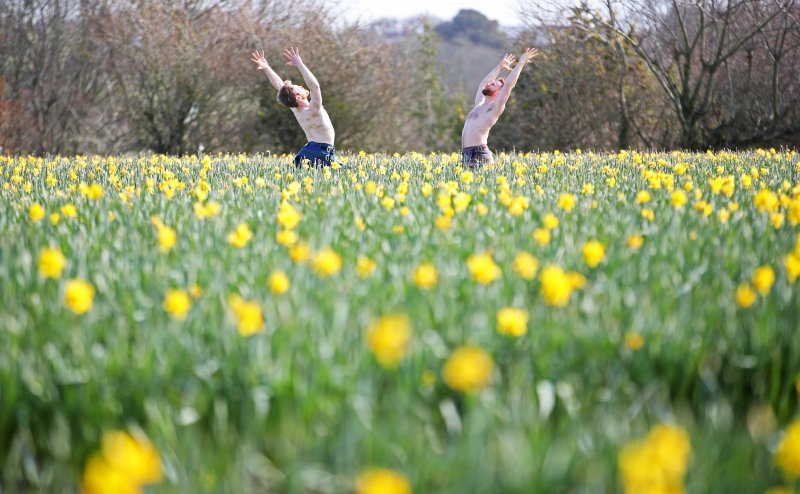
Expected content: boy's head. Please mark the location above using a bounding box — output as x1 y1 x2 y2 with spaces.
277 80 310 107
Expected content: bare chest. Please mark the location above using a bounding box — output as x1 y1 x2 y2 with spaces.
294 109 324 128
466 103 497 125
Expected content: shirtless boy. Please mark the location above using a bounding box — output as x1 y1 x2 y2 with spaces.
461 48 539 168
251 47 336 167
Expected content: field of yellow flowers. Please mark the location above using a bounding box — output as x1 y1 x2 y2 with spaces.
2 150 800 493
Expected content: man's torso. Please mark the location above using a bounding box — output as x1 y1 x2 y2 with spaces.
461 99 501 148
292 106 335 145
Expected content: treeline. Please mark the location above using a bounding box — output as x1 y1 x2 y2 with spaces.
496 0 800 151
0 0 437 155
1 0 799 155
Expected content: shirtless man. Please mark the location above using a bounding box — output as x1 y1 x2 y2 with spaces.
251 47 336 167
461 48 539 168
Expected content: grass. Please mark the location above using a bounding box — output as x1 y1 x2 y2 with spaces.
1 149 799 492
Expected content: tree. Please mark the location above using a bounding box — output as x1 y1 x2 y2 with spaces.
410 20 465 151
97 0 264 154
0 0 109 154
0 77 30 155
578 0 800 149
490 9 668 151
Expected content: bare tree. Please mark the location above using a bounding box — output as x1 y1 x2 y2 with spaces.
707 2 800 146
0 0 110 154
0 78 29 154
96 0 273 154
489 7 669 151
576 0 799 149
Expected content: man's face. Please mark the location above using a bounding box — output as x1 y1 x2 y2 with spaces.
482 79 503 96
293 84 310 103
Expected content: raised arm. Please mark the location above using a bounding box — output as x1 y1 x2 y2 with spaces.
494 48 539 113
283 47 322 112
475 53 515 106
251 50 284 91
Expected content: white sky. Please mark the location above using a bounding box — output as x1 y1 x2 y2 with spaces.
334 0 522 27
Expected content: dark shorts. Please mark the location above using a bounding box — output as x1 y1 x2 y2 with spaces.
294 141 336 167
462 144 494 168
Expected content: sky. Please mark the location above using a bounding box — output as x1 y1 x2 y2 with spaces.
334 0 522 27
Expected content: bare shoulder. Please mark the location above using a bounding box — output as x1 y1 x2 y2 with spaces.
307 105 325 117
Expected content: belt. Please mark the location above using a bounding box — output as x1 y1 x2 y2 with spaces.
309 142 334 153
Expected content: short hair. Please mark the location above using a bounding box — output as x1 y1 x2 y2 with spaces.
277 81 298 108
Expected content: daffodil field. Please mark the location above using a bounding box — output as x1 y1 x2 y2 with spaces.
2 150 800 493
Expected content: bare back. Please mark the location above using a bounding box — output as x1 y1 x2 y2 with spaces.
292 106 335 145
461 99 502 148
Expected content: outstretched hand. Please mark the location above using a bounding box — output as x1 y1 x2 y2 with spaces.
250 50 269 70
519 47 539 64
283 47 303 67
500 53 516 70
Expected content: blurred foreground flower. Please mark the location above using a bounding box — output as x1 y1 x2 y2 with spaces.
356 256 377 278
582 240 606 268
671 190 687 208
412 263 438 289
619 424 691 494
150 217 176 254
775 420 800 477
736 283 757 308
543 213 559 229
512 252 539 280
443 345 493 393
752 265 775 296
627 234 644 250
496 307 528 337
533 228 551 246
312 248 342 277
356 468 411 494
625 332 645 350
557 193 575 212
786 253 800 283
29 202 45 222
65 279 95 315
227 223 253 249
366 314 412 369
38 247 66 279
276 200 302 229
540 265 574 307
82 430 162 494
229 295 264 337
466 252 501 285
163 289 191 320
289 242 310 263
269 270 290 295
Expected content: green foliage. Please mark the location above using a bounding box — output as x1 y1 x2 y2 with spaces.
412 21 467 151
1 150 800 492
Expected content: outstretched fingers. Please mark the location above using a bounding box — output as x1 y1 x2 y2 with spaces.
251 50 268 68
282 47 296 64
524 47 539 63
501 53 516 69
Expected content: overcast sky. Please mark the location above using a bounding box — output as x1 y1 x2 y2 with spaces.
334 0 522 27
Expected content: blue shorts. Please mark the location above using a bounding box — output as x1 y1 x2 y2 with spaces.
294 141 336 167
462 144 494 168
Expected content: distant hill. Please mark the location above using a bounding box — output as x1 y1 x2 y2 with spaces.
434 9 506 49
370 9 511 98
